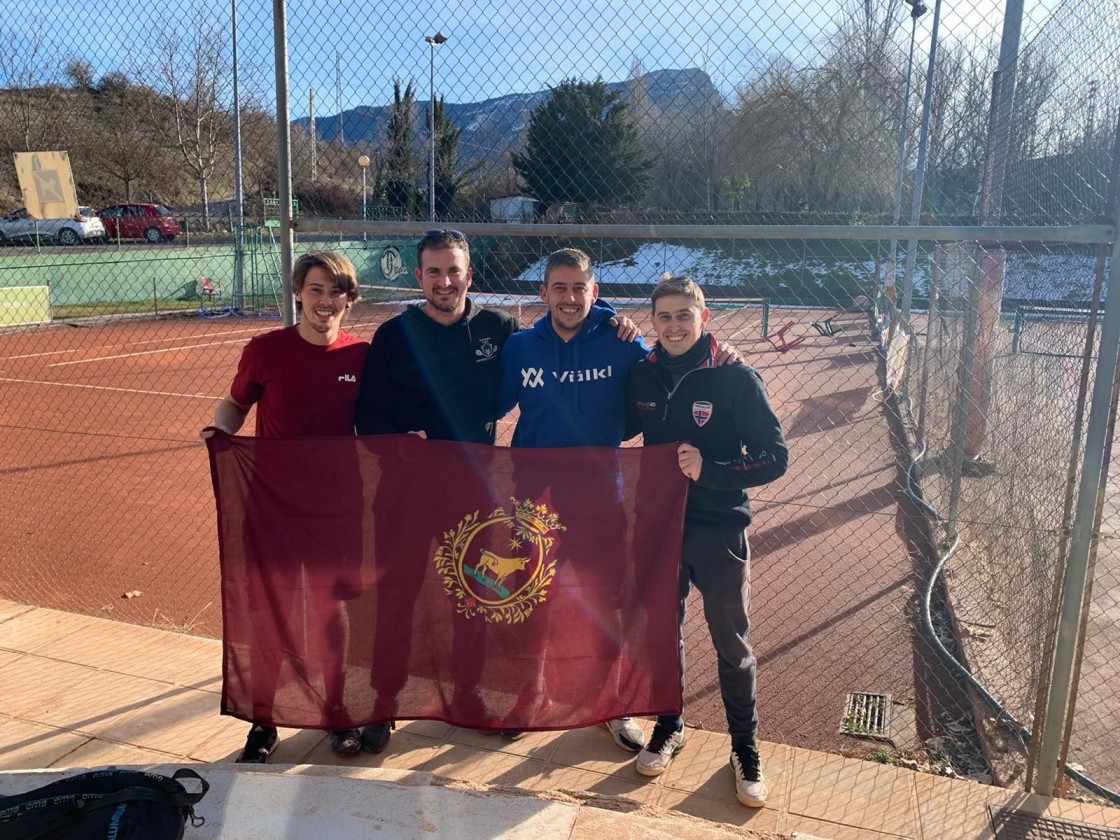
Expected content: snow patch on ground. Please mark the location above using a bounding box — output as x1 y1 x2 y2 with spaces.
512 242 1103 304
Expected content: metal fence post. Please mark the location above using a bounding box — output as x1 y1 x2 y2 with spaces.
273 0 295 327
1033 234 1120 795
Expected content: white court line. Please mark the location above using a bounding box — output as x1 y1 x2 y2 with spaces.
0 347 87 361
0 377 217 400
0 326 264 361
45 339 248 367
125 325 267 347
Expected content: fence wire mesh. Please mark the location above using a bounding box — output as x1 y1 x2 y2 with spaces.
0 0 1118 803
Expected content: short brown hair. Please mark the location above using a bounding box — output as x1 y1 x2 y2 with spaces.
292 251 360 302
543 247 594 286
417 229 469 267
651 274 706 310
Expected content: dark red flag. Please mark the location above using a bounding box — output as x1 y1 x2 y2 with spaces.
206 432 688 732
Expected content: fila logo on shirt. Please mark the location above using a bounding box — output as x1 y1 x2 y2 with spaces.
338 374 357 383
692 400 713 427
521 365 613 388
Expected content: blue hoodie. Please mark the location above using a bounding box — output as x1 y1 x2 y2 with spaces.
499 302 649 447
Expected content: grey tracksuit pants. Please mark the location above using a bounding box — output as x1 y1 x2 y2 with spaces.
655 522 758 748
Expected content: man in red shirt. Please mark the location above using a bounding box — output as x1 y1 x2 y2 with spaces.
201 251 367 763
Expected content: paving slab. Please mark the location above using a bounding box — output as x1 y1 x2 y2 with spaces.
0 764 774 840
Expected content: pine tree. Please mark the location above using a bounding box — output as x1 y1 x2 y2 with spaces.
512 78 651 209
432 97 479 217
384 79 418 215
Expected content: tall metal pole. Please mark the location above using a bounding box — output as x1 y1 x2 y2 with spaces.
887 2 926 301
273 0 295 327
426 32 447 223
358 154 369 242
1034 237 1120 796
231 0 245 310
900 0 943 319
309 88 317 182
335 52 342 145
1033 115 1120 797
429 42 436 222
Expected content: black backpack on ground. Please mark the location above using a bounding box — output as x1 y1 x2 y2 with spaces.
0 767 209 840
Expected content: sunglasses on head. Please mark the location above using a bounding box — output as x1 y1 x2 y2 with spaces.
422 228 465 240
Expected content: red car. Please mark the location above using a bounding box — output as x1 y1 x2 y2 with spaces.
99 203 181 242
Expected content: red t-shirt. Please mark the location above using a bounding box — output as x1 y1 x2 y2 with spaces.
230 326 368 437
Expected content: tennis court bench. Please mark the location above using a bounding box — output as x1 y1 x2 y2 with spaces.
764 321 807 352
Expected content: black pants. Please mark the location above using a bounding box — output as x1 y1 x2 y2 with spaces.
655 522 758 747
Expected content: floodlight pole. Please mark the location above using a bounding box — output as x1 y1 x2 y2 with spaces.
272 0 295 327
887 0 927 302
426 32 448 223
358 154 370 240
900 0 943 320
231 0 245 310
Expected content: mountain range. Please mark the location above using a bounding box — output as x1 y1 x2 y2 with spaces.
294 68 723 168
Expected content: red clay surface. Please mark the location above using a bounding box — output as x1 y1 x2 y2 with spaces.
0 300 970 752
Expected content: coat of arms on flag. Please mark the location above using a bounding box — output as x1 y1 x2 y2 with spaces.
692 400 713 426
435 499 564 623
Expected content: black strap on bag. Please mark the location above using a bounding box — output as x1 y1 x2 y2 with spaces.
0 768 209 840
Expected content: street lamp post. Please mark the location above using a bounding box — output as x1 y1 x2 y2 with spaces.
357 154 370 241
425 32 448 223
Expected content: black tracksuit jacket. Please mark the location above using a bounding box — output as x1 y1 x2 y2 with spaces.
625 335 788 527
355 299 519 443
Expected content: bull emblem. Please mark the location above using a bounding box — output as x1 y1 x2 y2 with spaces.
435 499 565 623
474 549 530 588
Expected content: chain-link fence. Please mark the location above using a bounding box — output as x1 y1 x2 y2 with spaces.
1 0 1118 804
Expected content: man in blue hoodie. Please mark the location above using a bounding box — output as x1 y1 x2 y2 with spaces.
498 247 650 752
500 248 649 448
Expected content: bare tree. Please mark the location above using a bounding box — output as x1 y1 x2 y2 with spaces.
0 27 67 155
88 75 168 201
154 17 231 228
725 0 908 217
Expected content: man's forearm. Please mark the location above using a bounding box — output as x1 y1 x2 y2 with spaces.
212 397 250 434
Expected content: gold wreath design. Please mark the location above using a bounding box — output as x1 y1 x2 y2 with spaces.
434 504 560 624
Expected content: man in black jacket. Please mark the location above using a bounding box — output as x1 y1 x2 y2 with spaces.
355 229 519 444
625 275 788 808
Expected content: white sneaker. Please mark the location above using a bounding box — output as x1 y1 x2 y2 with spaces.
731 745 768 807
603 718 646 752
636 721 686 777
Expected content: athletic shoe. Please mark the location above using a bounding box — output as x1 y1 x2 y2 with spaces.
360 722 394 754
635 719 686 777
500 730 527 741
731 743 768 808
329 728 362 757
604 718 646 752
236 724 279 764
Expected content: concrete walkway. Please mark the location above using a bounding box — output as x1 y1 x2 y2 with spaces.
3 599 1120 839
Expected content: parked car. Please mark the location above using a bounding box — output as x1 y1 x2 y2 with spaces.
98 203 181 242
0 207 106 246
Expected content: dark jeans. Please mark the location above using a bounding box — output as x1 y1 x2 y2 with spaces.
655 522 758 748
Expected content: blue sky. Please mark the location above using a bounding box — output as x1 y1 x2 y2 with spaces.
3 0 1064 116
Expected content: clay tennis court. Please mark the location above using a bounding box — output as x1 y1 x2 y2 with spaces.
0 301 970 755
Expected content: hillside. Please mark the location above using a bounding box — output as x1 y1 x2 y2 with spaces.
294 68 722 167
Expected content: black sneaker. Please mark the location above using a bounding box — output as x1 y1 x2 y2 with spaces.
636 718 686 777
329 728 362 757
730 743 767 807
237 725 279 764
361 722 394 754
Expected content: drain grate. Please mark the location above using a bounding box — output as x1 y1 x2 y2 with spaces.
988 807 1120 840
839 692 892 739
